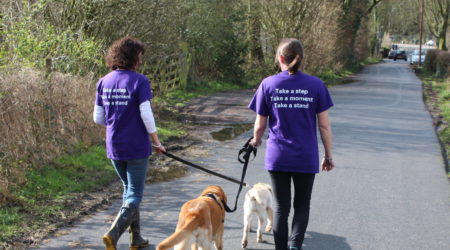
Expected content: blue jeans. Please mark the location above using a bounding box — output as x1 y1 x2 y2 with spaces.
111 158 149 206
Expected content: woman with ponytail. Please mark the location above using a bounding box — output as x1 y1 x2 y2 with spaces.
248 38 335 250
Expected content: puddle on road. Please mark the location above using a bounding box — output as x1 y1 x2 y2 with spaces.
210 123 253 141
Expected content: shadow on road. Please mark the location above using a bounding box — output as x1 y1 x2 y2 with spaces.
303 231 351 250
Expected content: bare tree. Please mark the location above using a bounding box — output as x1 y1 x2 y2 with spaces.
258 0 324 53
337 0 383 68
425 0 450 50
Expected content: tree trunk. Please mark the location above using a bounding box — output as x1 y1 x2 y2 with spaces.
246 0 264 64
338 9 364 68
438 6 449 50
438 24 447 50
248 12 264 63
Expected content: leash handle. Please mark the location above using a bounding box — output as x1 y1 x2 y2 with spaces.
238 137 257 164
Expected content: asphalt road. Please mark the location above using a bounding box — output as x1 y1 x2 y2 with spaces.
38 60 450 250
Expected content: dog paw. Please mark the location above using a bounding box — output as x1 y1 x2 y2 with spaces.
241 241 247 248
265 226 272 232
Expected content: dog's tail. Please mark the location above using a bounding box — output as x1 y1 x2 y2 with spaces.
156 214 200 250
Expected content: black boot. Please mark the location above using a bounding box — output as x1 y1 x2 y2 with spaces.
129 209 149 249
103 203 137 250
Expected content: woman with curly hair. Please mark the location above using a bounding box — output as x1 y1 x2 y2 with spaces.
93 36 165 249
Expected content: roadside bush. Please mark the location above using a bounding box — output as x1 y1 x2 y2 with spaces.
2 19 105 76
181 0 246 83
0 69 103 204
424 49 439 73
435 51 450 78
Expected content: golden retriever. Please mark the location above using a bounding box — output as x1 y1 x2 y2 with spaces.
156 185 228 250
241 182 273 248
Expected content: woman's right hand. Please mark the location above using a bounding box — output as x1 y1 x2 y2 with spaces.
250 137 262 147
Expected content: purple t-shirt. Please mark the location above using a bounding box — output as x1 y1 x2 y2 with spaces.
95 70 152 160
248 70 333 173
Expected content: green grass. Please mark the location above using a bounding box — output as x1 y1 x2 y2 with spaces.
317 70 353 83
1 120 188 246
361 56 383 66
421 74 450 177
0 207 22 241
316 69 355 86
154 80 249 107
157 121 188 141
13 146 115 202
1 146 115 246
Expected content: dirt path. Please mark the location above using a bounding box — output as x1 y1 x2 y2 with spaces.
178 89 255 124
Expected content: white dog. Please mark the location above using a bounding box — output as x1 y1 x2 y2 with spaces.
241 182 274 248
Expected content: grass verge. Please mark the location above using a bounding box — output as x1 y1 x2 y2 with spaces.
1 145 114 247
0 122 188 247
420 72 450 177
318 57 384 86
153 80 251 108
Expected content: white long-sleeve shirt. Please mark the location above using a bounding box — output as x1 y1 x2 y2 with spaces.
93 100 157 133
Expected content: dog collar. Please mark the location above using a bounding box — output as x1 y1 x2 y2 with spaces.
203 193 224 210
202 193 226 222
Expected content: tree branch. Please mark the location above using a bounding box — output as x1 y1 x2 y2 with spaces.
367 0 383 14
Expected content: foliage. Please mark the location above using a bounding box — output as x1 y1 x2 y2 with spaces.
180 0 246 83
336 0 384 68
1 1 105 75
424 49 450 77
425 0 450 50
377 0 421 39
253 0 347 74
425 49 440 73
0 68 103 203
0 206 22 243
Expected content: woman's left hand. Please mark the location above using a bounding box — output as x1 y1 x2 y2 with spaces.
152 143 166 154
321 157 335 171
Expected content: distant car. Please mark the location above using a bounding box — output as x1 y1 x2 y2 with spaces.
394 50 407 61
388 50 397 59
409 49 426 64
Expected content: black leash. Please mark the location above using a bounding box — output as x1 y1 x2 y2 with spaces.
162 151 246 186
223 137 257 212
162 137 257 213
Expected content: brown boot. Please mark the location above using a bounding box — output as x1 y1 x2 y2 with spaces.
103 203 137 250
129 208 149 249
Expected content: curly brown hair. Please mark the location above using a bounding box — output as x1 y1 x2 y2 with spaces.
105 36 145 70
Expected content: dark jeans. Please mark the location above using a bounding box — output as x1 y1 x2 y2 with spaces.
111 158 149 206
269 171 316 250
